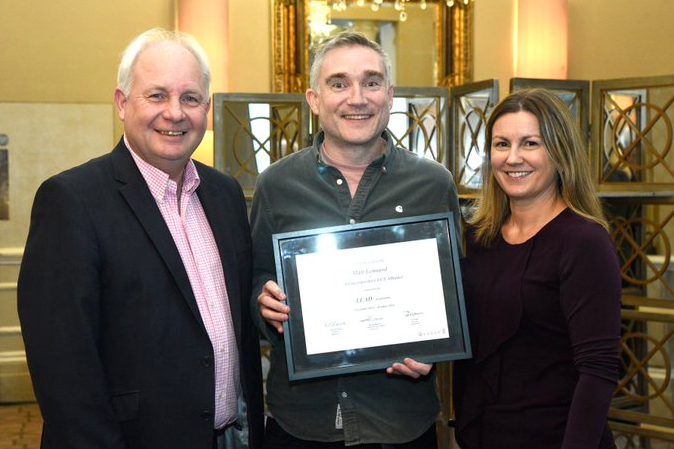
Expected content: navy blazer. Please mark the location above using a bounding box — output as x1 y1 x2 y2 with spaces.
18 139 264 449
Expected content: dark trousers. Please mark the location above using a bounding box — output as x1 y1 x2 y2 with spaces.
264 417 437 449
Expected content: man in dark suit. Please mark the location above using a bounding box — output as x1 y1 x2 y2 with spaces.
17 28 263 449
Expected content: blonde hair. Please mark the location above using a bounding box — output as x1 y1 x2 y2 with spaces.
470 88 607 247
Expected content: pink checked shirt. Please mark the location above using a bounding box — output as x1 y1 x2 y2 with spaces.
127 142 239 429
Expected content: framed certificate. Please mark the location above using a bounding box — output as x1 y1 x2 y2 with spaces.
272 212 471 380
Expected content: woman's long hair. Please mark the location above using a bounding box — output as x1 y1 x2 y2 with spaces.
470 88 608 247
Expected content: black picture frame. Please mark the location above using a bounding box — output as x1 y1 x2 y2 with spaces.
272 213 471 380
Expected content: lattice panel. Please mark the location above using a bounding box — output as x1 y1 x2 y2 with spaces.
610 201 674 294
612 302 674 444
592 75 674 194
386 87 450 166
450 80 499 194
213 93 310 201
606 198 674 444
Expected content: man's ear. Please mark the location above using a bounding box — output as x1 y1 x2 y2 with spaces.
306 88 320 115
113 88 127 121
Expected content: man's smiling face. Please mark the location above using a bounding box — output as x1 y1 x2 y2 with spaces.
114 41 210 180
306 44 394 154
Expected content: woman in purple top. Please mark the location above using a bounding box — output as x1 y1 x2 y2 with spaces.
453 88 621 449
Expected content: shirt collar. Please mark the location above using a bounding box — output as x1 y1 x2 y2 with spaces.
124 135 201 203
312 130 393 166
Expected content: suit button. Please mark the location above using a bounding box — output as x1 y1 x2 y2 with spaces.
202 356 212 367
202 410 213 421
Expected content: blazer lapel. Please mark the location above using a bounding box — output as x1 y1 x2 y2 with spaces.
110 141 205 326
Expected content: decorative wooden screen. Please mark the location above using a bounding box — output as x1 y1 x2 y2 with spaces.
596 75 674 447
213 93 311 202
592 75 674 195
386 87 450 166
450 79 500 195
609 197 674 445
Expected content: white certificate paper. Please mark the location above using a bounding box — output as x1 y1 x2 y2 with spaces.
295 238 449 355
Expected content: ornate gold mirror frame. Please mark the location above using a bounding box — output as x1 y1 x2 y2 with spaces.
271 0 473 93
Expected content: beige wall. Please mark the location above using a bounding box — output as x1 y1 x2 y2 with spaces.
567 0 674 81
474 0 674 98
0 0 175 140
228 0 271 92
473 0 514 97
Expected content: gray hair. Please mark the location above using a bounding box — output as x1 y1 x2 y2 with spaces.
309 31 392 91
117 28 211 97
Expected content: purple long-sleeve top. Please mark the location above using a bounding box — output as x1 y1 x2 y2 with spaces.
454 208 621 449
